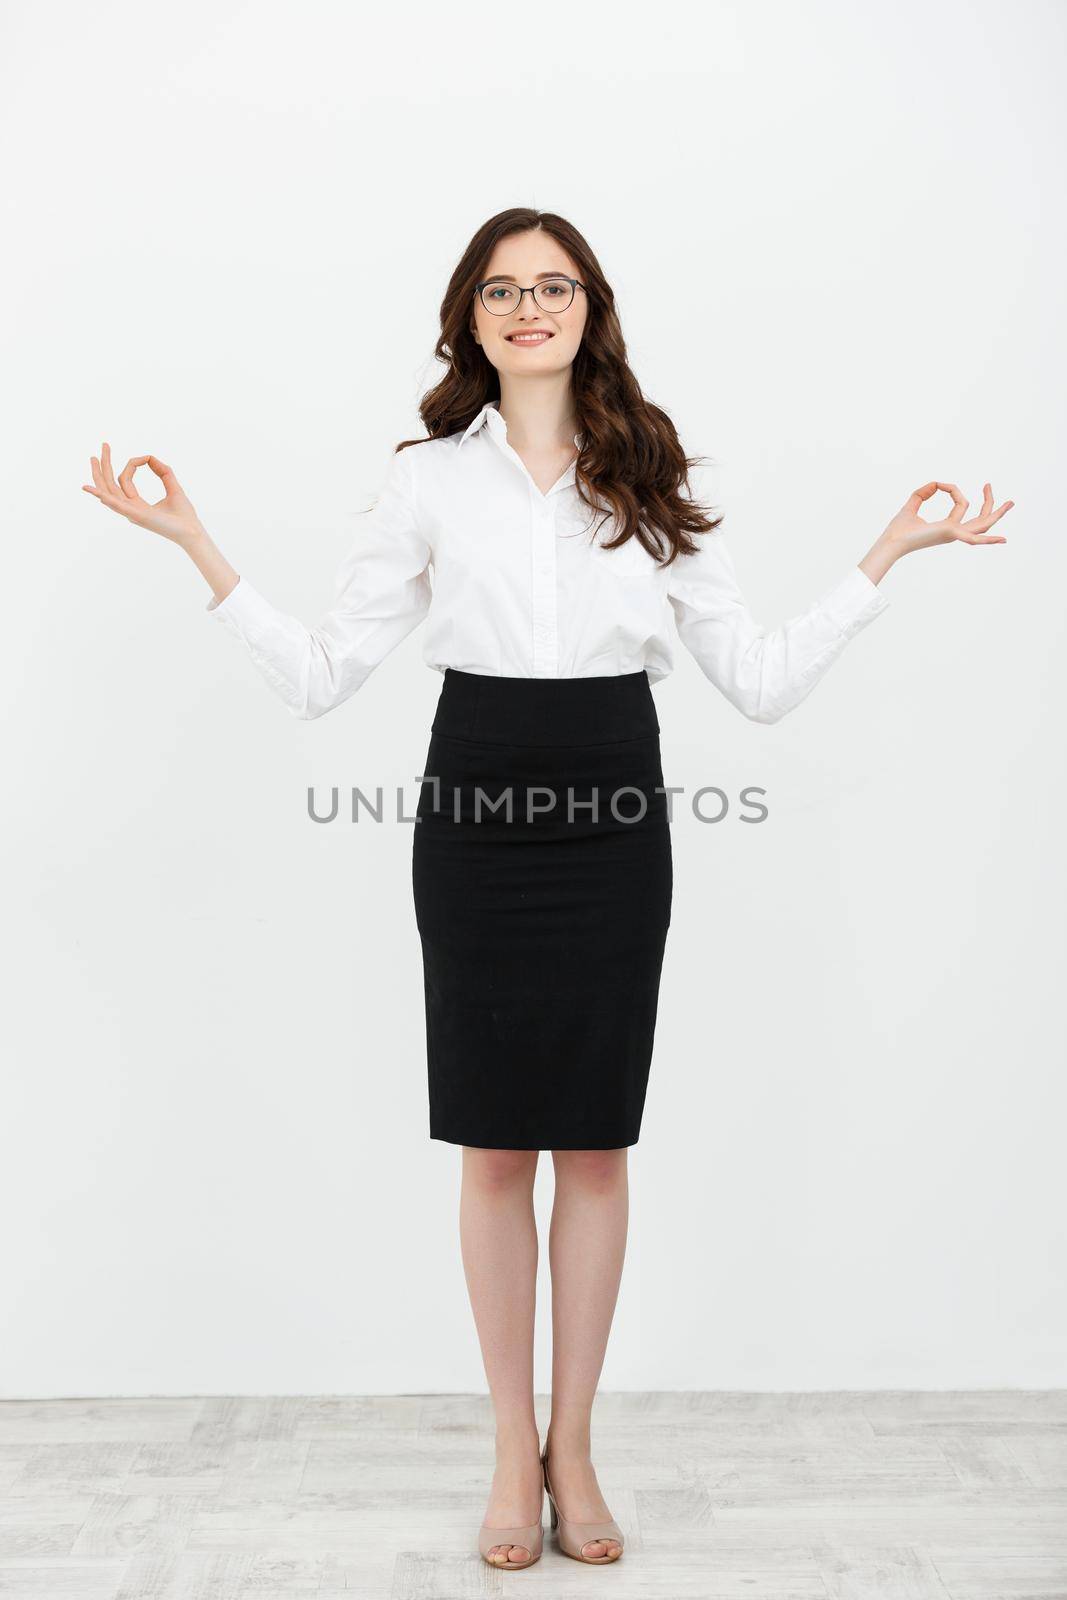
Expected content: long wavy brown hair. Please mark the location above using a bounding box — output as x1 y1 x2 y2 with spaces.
395 208 723 566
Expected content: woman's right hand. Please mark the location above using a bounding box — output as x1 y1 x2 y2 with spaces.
82 441 206 548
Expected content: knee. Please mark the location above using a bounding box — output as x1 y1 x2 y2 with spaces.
552 1148 627 1194
463 1146 538 1192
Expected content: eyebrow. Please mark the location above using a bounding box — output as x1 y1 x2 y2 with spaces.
481 271 570 284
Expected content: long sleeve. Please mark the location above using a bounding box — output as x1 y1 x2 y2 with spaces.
666 531 889 724
205 444 432 719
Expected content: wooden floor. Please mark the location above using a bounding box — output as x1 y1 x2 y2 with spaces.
0 1392 1064 1598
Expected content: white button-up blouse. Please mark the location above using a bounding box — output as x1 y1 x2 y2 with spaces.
206 398 889 723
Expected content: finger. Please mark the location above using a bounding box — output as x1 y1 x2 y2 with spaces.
935 482 969 522
902 481 939 516
967 498 1015 533
963 482 994 528
90 487 135 517
89 454 105 492
101 441 121 497
146 454 180 490
118 456 152 500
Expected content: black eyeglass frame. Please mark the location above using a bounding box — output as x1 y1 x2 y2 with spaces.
474 276 587 315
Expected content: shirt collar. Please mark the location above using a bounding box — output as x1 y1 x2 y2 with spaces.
457 399 581 451
457 399 502 448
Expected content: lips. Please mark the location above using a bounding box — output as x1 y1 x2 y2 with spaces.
505 331 555 344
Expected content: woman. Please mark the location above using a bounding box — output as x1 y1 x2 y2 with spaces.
83 207 1013 1572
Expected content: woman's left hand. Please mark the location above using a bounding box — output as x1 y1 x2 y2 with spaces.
860 481 1014 585
882 481 1014 556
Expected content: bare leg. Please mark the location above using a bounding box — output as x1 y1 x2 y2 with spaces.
545 1147 628 1560
460 1145 543 1566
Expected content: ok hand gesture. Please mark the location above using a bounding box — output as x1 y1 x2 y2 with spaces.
82 441 206 548
881 481 1014 556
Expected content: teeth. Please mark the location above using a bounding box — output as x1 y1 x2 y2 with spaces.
509 333 551 343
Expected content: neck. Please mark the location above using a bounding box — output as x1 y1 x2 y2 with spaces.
495 375 578 452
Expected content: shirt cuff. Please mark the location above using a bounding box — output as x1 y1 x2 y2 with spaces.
205 575 277 639
818 565 890 639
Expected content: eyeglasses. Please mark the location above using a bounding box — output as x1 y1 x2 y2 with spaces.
475 277 586 315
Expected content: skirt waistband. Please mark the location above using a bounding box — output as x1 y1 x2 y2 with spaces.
431 668 660 747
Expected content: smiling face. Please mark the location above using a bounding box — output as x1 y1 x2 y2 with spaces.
470 229 588 377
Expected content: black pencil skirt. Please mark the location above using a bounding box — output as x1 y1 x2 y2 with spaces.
411 667 673 1151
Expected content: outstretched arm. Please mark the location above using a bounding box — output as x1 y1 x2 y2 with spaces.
84 440 433 720
666 480 1014 725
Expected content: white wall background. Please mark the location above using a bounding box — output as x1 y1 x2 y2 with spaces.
2 0 1063 1397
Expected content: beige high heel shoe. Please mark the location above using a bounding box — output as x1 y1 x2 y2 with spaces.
541 1440 625 1564
478 1479 544 1570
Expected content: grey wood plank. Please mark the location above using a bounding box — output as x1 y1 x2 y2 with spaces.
69 1493 199 1558
112 1550 253 1599
814 1540 953 1599
389 1552 498 1597
0 1454 35 1496
120 1448 229 1498
0 1495 94 1530
937 1435 1034 1489
293 1396 425 1438
1004 1435 1067 1488
10 1446 141 1497
0 1525 82 1558
0 1557 124 1595
0 1406 198 1446
188 1401 301 1449
928 1554 1067 1598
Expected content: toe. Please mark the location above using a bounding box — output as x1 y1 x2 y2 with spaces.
582 1537 620 1559
487 1542 530 1564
